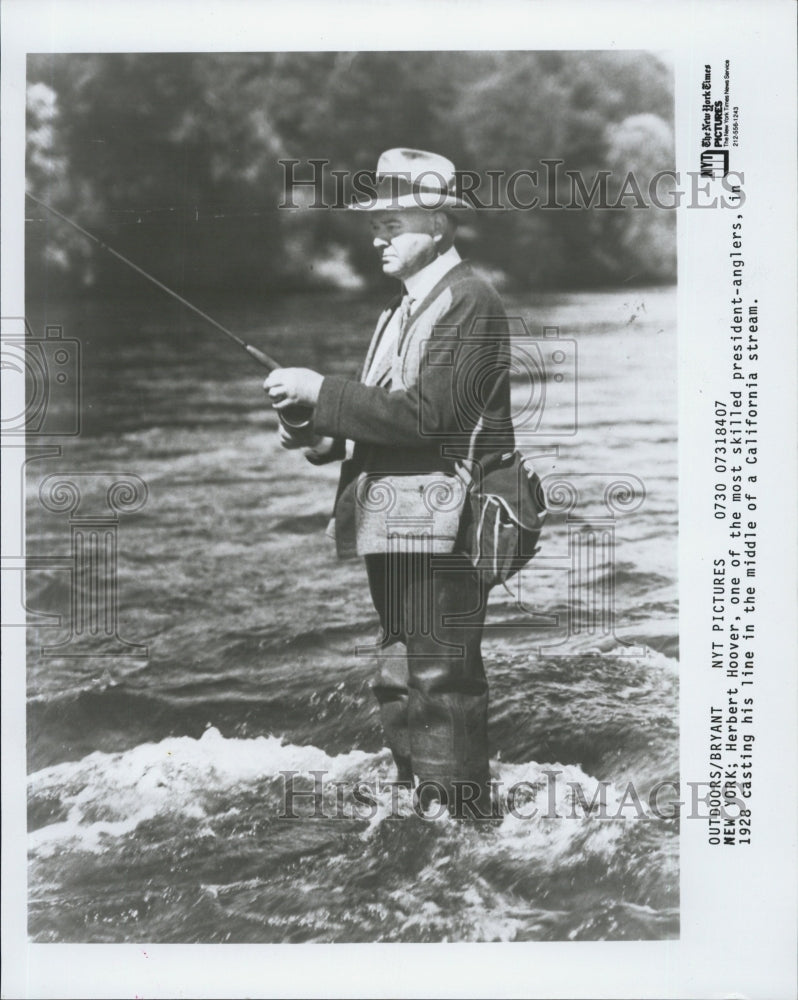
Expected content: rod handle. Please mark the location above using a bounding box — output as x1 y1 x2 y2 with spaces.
246 343 314 436
245 343 281 371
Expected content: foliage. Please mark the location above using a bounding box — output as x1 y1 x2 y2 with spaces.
26 51 675 293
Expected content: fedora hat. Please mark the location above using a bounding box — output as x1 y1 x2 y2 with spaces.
350 148 471 211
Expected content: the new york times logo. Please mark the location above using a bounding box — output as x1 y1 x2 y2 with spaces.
701 150 730 179
699 64 730 179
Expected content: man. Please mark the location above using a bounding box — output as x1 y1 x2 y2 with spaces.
265 149 515 818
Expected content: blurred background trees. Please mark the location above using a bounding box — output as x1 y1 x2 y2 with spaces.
26 51 675 295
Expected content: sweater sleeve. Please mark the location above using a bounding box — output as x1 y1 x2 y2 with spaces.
312 283 507 448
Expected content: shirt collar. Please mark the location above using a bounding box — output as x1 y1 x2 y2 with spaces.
403 245 462 307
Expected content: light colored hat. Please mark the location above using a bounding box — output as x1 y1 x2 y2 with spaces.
350 148 471 211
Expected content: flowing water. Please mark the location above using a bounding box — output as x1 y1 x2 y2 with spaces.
24 284 678 942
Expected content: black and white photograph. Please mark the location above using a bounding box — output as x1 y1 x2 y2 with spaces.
2 1 796 997
22 45 680 942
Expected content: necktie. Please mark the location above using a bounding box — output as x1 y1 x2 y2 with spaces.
398 294 414 350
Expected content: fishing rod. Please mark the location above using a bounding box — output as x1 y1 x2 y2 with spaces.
25 191 313 429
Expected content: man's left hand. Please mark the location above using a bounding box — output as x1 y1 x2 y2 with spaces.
264 368 324 409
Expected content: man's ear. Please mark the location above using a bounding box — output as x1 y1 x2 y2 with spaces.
432 212 448 243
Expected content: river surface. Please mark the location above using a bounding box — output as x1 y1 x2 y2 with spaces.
24 284 679 942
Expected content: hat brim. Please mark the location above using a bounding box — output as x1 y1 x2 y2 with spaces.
348 192 472 211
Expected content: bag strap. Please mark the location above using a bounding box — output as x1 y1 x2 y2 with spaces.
455 367 510 488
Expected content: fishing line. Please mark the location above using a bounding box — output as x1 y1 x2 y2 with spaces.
25 191 313 428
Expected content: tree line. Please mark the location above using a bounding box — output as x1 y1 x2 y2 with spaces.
26 51 676 294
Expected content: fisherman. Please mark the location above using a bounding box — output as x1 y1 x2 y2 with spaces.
264 149 515 818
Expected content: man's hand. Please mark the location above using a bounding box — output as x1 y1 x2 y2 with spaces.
277 422 304 450
264 368 324 410
277 421 336 460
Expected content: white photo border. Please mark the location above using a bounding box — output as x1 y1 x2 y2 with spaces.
2 1 796 998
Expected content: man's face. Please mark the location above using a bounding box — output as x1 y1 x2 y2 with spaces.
370 209 438 280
